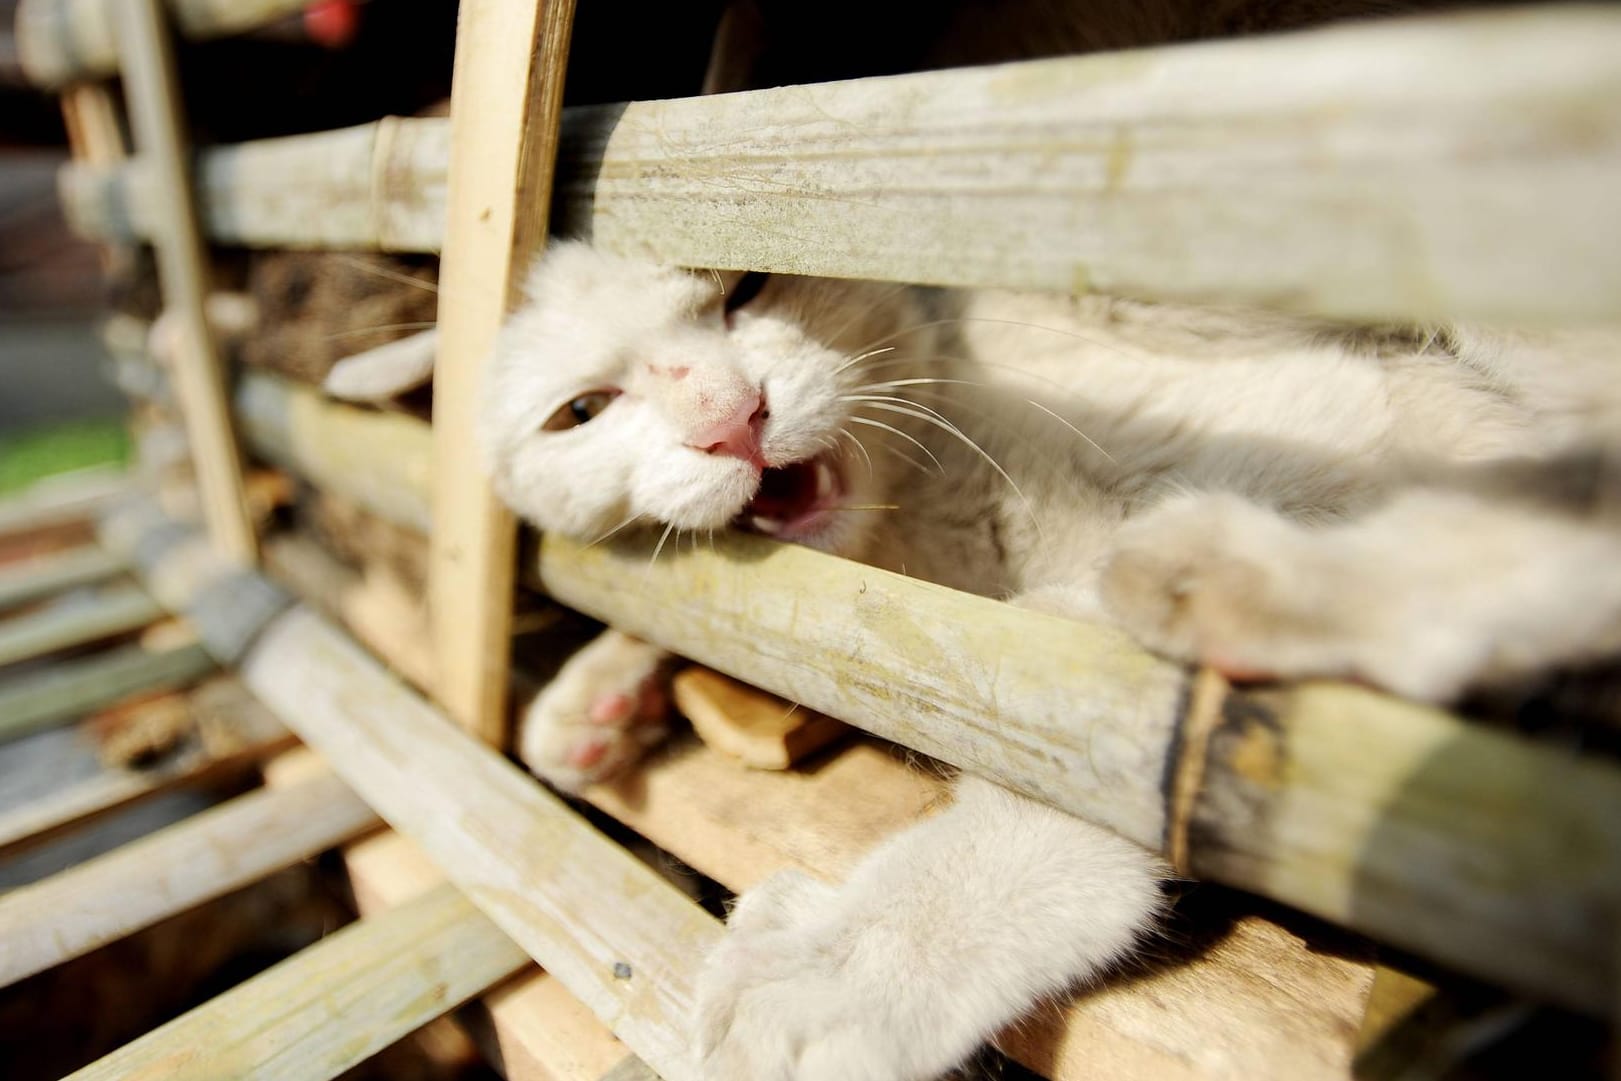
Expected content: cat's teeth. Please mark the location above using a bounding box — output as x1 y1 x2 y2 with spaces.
751 515 783 535
814 460 836 500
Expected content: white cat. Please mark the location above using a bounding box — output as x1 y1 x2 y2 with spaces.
471 241 1621 1079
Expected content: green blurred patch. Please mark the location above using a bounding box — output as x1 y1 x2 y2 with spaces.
0 420 130 495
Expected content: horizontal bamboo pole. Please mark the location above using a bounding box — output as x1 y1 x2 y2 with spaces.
0 583 164 667
0 637 215 744
0 682 293 858
55 6 1621 323
16 0 314 87
225 366 1621 1014
97 501 720 1080
0 545 125 611
0 769 379 988
0 466 127 541
63 883 531 1081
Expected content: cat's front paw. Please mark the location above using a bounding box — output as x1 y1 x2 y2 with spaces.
697 870 955 1081
1100 493 1303 681
517 629 671 793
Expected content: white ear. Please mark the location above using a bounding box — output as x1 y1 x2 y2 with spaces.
323 328 439 402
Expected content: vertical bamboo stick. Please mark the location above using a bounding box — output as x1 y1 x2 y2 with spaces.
116 0 257 566
428 0 576 744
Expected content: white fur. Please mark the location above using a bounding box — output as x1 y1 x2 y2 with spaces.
481 241 1621 1079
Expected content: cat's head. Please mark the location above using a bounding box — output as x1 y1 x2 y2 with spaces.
482 242 934 559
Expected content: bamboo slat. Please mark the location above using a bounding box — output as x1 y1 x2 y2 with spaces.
117 0 258 565
216 365 1621 1015
0 546 125 611
0 769 379 988
0 467 126 541
0 637 215 744
0 685 293 858
17 0 313 87
98 501 721 1080
62 884 531 1081
55 7 1621 323
0 583 164 667
428 0 576 745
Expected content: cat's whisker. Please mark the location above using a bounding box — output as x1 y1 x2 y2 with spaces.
851 398 1040 534
848 416 948 475
323 321 439 340
887 383 1118 469
838 503 901 511
834 345 897 376
875 441 936 477
647 522 677 570
836 427 876 478
850 377 988 393
826 282 914 347
1023 399 1116 463
585 514 641 548
331 254 440 294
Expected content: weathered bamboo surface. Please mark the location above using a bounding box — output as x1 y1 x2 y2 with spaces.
0 545 125 610
0 583 164 667
541 531 1621 1016
16 0 313 87
0 769 379 988
62 883 531 1081
222 366 1621 1014
0 466 126 540
0 683 293 857
55 7 1621 323
0 637 215 743
98 499 722 1080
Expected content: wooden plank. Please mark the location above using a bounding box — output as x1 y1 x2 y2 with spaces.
0 769 380 988
0 584 163 667
0 638 215 744
0 685 293 858
584 735 1372 1081
98 504 715 1078
17 0 314 87
61 883 531 1081
428 0 576 745
117 0 258 565
56 7 1621 323
344 832 643 1081
672 666 848 770
0 546 125 611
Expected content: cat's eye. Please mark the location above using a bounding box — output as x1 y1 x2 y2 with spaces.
724 272 769 326
542 390 619 432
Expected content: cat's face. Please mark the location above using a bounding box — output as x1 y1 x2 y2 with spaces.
483 242 933 560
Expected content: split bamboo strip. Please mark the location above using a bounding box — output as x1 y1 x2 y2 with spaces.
0 769 379 988
54 7 1621 323
220 365 1621 1014
0 467 126 541
428 0 577 745
98 503 722 1080
0 583 163 667
62 883 532 1081
117 0 258 565
0 545 125 611
17 0 315 86
0 637 215 744
0 690 293 857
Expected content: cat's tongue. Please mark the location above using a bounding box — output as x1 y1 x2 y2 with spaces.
740 458 837 536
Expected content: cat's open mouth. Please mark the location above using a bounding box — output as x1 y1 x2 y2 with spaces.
736 455 842 540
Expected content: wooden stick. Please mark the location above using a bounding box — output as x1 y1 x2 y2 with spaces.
56 7 1621 324
99 503 719 1079
0 638 215 744
0 684 293 858
0 546 125 611
0 583 163 667
116 0 258 565
0 467 127 541
61 883 532 1081
428 0 576 745
17 0 315 87
0 770 379 988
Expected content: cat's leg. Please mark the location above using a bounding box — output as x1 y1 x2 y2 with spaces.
696 774 1165 1081
1100 489 1621 701
516 628 673 792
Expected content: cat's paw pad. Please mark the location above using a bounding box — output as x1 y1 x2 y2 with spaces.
1101 494 1297 678
697 871 936 1081
517 632 671 793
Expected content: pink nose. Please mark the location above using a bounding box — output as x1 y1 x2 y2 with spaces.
687 390 766 463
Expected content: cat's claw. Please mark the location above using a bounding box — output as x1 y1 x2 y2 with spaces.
517 629 671 792
696 870 935 1081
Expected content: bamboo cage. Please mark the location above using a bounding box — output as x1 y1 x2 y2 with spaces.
4 1 1620 1080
